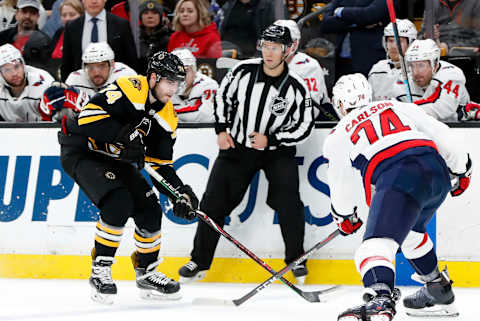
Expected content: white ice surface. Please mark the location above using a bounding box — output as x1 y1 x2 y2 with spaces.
0 279 477 321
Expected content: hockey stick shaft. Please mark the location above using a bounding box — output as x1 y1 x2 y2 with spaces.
386 0 413 103
232 229 341 306
143 164 323 303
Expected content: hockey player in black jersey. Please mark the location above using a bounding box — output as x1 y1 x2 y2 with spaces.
58 51 199 304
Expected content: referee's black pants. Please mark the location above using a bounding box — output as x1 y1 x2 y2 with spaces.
191 144 306 270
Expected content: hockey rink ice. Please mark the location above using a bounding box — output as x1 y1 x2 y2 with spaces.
1 279 478 321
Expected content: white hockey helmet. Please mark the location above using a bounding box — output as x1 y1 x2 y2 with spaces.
332 73 372 117
405 39 440 70
82 42 115 67
0 44 24 67
382 19 417 52
172 48 196 72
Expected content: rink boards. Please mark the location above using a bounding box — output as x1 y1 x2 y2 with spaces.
0 124 479 286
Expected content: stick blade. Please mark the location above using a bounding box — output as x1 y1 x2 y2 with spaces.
192 297 237 306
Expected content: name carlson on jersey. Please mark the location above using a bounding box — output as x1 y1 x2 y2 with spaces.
345 101 394 132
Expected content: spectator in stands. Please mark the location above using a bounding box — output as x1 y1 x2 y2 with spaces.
61 0 138 81
0 0 51 60
48 0 84 79
321 0 394 79
0 43 53 122
405 39 470 122
368 19 418 101
167 0 222 58
42 0 63 38
217 0 288 58
138 0 172 75
420 0 480 53
171 48 218 122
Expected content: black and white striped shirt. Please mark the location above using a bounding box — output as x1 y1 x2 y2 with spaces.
214 58 314 149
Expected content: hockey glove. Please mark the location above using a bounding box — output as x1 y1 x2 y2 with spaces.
450 154 472 197
331 206 363 236
173 185 199 221
460 102 480 121
40 82 88 121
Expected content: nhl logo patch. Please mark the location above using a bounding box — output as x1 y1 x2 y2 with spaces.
270 96 288 116
105 171 116 180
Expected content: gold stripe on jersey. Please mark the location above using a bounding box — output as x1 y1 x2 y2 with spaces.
145 157 173 166
78 103 110 125
153 100 178 133
134 229 161 254
116 76 149 110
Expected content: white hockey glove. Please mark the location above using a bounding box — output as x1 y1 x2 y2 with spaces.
450 154 472 197
331 206 363 236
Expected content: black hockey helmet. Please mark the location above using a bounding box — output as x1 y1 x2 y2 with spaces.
258 25 293 49
147 51 186 83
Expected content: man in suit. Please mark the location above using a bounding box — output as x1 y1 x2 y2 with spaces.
61 0 138 81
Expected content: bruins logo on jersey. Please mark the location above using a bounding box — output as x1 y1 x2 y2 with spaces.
128 77 142 91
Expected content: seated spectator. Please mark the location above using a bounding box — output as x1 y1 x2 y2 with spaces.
61 0 138 81
321 0 393 79
64 42 136 97
217 0 288 58
405 39 470 122
369 19 417 101
48 0 84 79
0 0 51 61
420 0 480 53
167 0 222 58
274 19 336 121
0 43 53 122
171 48 218 122
138 0 172 75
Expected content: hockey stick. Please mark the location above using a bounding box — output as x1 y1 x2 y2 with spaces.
386 0 413 103
195 229 341 306
144 163 338 304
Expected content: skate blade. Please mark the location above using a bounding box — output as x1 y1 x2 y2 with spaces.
90 289 115 305
139 289 182 301
179 271 206 284
405 303 459 317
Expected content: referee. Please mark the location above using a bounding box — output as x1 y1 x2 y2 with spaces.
179 24 315 284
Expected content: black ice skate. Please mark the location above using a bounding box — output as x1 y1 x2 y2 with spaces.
338 288 398 321
178 261 207 283
89 256 117 305
403 267 459 317
134 260 181 300
291 262 308 285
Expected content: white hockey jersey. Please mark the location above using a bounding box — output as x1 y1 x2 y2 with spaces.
323 100 469 215
368 59 416 101
65 62 136 98
409 60 469 122
172 72 218 123
0 65 54 122
289 52 330 119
